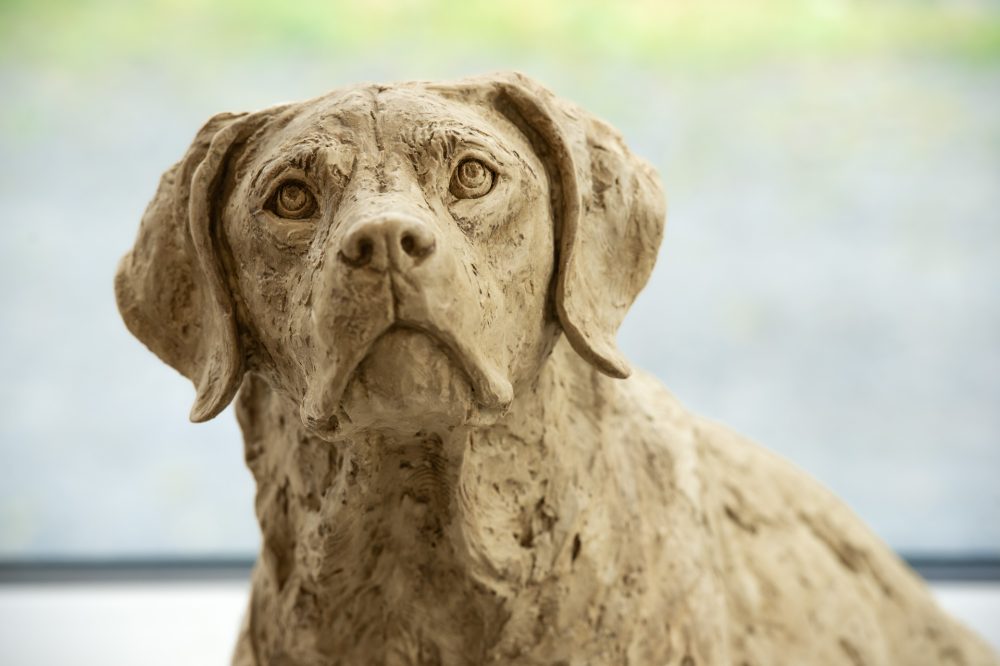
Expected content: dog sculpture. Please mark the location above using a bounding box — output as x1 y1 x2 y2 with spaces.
116 72 998 665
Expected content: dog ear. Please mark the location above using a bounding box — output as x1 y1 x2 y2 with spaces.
437 72 666 378
115 109 276 422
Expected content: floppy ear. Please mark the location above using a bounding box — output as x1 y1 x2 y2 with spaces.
437 72 666 378
115 110 274 422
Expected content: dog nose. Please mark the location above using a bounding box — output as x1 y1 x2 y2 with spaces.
338 215 436 270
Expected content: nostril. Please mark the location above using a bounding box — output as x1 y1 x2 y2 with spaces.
357 237 374 263
399 227 435 259
339 234 375 267
400 233 415 256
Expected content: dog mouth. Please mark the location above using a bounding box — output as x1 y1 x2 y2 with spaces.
300 315 514 434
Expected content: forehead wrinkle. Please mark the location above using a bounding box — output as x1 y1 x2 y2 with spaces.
315 105 367 134
244 89 373 191
377 88 499 155
319 144 357 182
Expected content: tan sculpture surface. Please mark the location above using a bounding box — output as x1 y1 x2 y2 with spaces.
116 72 998 665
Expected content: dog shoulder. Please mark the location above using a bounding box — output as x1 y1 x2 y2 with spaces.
687 415 996 664
598 373 997 664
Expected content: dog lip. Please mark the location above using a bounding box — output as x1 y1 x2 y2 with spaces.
301 316 513 432
388 319 514 410
386 271 513 409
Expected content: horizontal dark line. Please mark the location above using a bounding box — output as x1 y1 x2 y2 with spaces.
0 558 255 584
0 555 998 585
904 556 1000 582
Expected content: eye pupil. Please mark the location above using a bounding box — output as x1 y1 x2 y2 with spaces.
459 161 485 187
450 159 494 199
280 184 305 210
272 181 316 219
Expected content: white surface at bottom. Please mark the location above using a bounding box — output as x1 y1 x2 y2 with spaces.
0 582 248 666
0 582 996 665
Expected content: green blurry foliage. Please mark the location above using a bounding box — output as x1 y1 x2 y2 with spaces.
2 0 1000 72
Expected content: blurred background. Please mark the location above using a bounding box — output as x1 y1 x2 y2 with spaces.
1 0 998 564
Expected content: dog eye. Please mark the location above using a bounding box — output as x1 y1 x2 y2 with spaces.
269 181 317 219
449 159 495 199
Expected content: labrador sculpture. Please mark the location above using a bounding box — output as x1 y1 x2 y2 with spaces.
116 72 998 665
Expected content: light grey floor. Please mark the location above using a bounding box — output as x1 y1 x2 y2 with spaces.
0 582 996 665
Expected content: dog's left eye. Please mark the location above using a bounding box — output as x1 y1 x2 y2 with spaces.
269 181 317 219
450 159 495 199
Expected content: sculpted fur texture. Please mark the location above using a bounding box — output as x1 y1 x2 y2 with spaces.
115 72 999 665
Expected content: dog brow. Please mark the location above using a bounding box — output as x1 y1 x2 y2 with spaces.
248 142 329 192
406 121 499 161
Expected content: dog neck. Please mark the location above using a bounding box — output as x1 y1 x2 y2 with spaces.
234 337 644 663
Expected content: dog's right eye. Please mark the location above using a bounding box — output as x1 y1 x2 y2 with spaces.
269 181 317 219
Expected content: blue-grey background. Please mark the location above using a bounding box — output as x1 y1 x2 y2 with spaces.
1 0 998 557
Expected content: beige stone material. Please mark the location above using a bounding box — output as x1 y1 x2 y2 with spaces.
115 72 999 665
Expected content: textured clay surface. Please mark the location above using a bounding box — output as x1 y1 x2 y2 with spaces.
115 72 1000 665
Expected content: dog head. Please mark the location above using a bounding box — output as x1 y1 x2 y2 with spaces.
115 72 665 436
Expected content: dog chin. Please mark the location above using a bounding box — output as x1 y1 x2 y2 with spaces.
337 328 475 432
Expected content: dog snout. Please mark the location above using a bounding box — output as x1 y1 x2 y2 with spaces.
338 215 436 271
